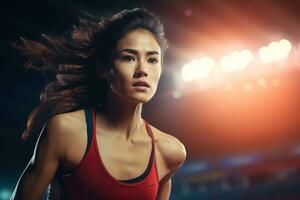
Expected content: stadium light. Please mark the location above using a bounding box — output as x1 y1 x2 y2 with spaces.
259 39 292 63
181 57 215 81
278 39 292 59
221 49 253 73
258 46 273 64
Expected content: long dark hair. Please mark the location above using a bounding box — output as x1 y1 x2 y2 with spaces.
14 8 168 140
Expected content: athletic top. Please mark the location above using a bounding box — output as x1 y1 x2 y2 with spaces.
48 108 159 200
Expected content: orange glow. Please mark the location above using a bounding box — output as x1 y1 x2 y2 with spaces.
272 79 280 87
257 78 267 87
225 83 233 91
243 82 253 91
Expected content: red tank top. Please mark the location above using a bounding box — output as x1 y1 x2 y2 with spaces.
57 108 159 200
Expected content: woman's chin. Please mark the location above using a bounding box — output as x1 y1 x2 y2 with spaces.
110 89 153 103
127 95 152 104
131 98 150 104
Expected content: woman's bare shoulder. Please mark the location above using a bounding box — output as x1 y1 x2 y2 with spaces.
148 124 186 172
43 109 85 148
49 109 85 124
46 109 84 132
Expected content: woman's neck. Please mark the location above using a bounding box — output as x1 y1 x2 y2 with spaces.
96 91 144 141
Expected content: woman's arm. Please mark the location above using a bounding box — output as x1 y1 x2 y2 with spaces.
156 164 185 200
10 115 68 200
156 135 186 200
156 175 172 200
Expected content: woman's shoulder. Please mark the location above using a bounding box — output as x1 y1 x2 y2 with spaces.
44 109 86 144
39 109 86 158
147 123 186 172
47 109 85 132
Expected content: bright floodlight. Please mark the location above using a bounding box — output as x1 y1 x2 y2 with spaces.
221 49 253 73
241 49 253 63
259 39 292 63
181 57 215 81
258 46 273 64
268 41 282 61
278 39 292 59
220 55 231 72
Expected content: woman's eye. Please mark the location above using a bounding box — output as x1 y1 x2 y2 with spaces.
148 58 158 64
122 55 135 62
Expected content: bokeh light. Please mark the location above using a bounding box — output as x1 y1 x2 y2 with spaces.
221 49 253 73
259 39 292 63
181 57 215 81
0 189 12 200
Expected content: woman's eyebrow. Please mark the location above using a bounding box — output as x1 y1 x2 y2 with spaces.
120 48 160 56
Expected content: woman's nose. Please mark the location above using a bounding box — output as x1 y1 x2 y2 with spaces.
134 70 148 77
134 61 148 77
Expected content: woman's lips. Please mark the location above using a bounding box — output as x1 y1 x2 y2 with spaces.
132 81 150 87
132 81 150 91
133 85 149 91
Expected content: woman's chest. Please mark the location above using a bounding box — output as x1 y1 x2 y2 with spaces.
96 135 153 180
61 126 168 183
60 129 169 182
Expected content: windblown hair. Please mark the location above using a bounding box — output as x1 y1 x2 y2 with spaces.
15 8 168 140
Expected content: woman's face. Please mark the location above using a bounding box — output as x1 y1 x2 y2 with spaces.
107 28 162 104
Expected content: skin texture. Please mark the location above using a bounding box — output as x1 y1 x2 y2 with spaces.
11 28 186 200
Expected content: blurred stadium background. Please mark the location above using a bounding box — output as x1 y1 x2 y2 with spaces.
1 0 300 199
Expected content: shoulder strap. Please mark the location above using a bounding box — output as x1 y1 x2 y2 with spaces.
84 107 93 156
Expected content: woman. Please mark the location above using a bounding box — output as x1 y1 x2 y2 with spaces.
11 8 186 200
